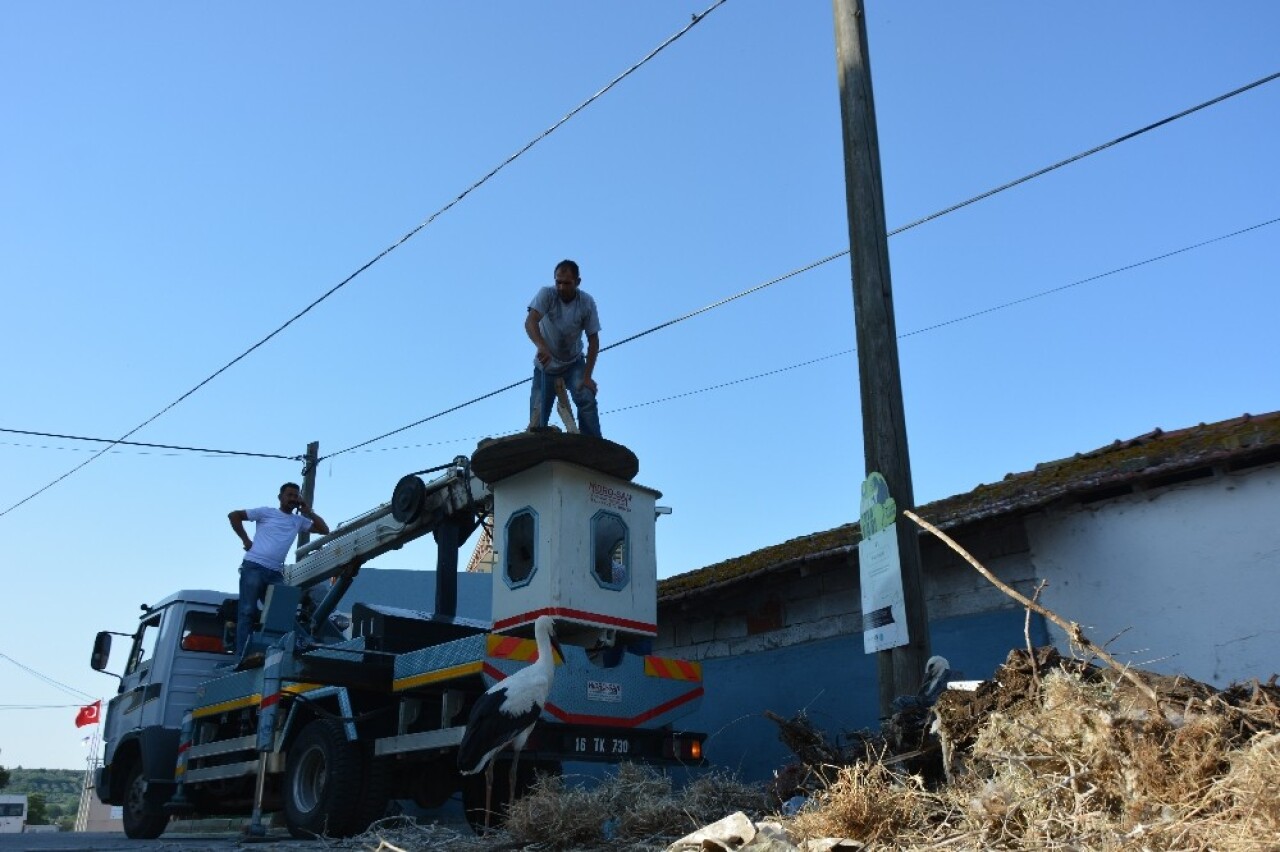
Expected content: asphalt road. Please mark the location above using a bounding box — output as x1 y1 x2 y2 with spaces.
0 799 475 851
0 832 304 852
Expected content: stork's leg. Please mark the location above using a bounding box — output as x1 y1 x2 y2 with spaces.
508 747 522 808
483 760 495 830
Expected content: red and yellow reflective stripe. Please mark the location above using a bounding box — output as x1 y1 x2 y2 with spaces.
486 634 562 664
644 656 702 681
487 634 534 660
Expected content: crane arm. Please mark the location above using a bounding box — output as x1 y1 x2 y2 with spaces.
284 456 487 591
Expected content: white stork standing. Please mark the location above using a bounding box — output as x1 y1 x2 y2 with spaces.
457 615 559 827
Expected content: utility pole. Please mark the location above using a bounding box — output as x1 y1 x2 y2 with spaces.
297 441 319 550
831 0 930 716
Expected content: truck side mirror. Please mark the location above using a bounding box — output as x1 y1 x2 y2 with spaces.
91 631 112 671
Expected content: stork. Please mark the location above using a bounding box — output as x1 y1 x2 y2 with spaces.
919 655 952 706
890 655 953 713
457 615 560 828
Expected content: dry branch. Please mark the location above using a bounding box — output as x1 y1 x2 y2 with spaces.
902 509 1162 712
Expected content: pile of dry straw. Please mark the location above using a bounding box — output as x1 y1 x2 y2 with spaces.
338 653 1277 851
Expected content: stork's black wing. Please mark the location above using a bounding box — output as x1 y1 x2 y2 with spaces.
457 684 540 774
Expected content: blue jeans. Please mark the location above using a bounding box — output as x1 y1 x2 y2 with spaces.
237 560 284 656
530 358 601 438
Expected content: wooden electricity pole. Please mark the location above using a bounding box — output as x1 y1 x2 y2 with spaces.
297 441 320 550
831 0 931 717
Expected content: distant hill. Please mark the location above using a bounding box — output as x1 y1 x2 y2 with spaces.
3 768 83 824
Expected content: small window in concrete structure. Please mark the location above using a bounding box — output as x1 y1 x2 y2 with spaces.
505 509 537 588
591 511 629 590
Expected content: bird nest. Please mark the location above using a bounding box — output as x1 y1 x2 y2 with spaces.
769 647 1280 851
313 650 1280 851
318 764 768 852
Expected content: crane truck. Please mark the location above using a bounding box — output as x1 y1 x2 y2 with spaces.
89 435 706 838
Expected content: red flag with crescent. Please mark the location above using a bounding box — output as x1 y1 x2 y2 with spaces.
75 700 101 727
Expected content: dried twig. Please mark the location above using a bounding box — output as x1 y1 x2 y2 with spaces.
902 509 1162 712
1025 579 1048 689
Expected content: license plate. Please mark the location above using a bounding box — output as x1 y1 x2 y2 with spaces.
569 734 633 756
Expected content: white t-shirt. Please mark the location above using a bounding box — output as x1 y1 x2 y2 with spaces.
243 507 313 571
528 287 601 374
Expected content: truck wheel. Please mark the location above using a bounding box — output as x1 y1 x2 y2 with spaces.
284 719 360 838
121 762 169 839
345 746 392 835
461 758 560 835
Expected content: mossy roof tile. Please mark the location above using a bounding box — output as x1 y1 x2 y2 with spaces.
658 411 1280 602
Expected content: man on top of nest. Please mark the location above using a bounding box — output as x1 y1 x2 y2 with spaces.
524 258 602 438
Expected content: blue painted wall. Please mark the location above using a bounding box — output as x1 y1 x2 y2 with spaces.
342 569 1048 784
682 609 1050 782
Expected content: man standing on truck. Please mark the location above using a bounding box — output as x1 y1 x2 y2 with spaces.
525 258 603 438
228 483 330 657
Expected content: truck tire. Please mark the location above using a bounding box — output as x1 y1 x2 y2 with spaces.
345 746 392 835
284 719 360 838
121 762 169 840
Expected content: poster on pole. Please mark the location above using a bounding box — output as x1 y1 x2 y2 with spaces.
859 472 909 653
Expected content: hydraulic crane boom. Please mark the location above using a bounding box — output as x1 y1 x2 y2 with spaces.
281 456 487 636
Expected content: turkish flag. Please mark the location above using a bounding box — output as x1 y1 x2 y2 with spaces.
75 700 101 727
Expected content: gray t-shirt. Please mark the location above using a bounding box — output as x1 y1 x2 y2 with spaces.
528 287 601 373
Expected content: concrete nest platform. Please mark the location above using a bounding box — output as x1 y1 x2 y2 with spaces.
471 430 639 484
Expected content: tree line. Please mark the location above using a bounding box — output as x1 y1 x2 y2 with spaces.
0 764 83 831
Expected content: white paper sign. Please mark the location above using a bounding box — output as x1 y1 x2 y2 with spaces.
859 472 909 653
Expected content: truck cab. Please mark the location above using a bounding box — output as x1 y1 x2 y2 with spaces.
91 590 234 837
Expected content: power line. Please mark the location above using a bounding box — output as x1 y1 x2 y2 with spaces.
604 349 854 414
0 653 97 703
323 71 1277 457
11 68 1278 480
887 70 1280 237
0 428 297 460
610 215 1280 410
19 213 1272 467
334 213 1278 453
1 440 189 456
898 216 1280 339
328 378 531 458
0 2 729 520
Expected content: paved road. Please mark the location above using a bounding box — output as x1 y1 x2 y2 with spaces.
0 801 474 851
0 832 299 852
0 824 481 852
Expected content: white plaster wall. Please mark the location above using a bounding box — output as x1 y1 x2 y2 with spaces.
1026 463 1280 687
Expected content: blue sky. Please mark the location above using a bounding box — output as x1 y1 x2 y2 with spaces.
2 3 1276 770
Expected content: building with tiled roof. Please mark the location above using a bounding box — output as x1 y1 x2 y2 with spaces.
653 411 1280 781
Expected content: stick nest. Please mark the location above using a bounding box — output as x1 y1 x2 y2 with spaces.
781 647 1280 850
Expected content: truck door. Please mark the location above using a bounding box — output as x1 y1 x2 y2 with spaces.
167 607 235 728
105 608 165 743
